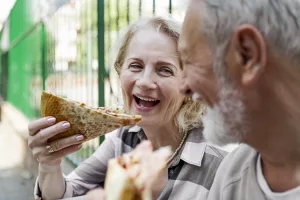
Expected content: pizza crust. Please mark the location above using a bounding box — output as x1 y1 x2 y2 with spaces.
40 91 142 141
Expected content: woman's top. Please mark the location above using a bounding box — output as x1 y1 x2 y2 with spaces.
34 126 227 200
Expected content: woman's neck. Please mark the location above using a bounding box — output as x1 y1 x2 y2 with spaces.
141 123 182 151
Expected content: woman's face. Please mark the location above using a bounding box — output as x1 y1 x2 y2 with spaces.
120 28 185 127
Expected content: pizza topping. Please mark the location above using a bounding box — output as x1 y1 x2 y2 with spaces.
96 106 141 119
98 106 125 114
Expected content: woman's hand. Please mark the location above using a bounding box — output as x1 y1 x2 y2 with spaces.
27 116 84 169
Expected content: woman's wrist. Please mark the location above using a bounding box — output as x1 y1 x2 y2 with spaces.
39 161 62 173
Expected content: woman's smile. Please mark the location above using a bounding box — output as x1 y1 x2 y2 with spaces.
133 94 160 113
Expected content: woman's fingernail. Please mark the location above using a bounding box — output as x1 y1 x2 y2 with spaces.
62 122 70 129
47 117 56 124
76 135 84 141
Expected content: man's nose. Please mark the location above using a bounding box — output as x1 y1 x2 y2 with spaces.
179 79 193 96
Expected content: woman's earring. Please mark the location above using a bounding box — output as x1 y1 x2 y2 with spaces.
184 97 191 104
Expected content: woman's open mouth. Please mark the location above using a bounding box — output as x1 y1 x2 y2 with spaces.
133 95 160 109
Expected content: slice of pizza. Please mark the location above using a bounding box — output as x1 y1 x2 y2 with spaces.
105 141 172 200
40 91 142 142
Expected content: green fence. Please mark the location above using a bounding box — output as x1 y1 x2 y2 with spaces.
0 0 187 166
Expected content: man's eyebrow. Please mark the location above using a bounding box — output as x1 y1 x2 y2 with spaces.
179 58 184 70
178 46 187 57
177 47 185 70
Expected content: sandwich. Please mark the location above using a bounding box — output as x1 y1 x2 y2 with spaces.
40 91 142 142
105 141 172 200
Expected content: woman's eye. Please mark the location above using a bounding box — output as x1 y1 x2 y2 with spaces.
158 67 174 76
129 64 143 71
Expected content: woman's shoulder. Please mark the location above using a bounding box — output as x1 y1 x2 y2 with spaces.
205 143 229 159
105 126 142 140
187 128 229 158
183 128 228 171
103 125 143 155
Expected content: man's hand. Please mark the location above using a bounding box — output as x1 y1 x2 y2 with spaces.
85 188 106 200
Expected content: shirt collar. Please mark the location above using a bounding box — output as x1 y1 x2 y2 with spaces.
128 126 207 167
172 128 207 167
128 125 142 133
128 125 146 140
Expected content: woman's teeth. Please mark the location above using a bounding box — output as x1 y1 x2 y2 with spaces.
137 97 157 101
134 95 160 108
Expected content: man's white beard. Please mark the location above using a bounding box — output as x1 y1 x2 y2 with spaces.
202 65 250 146
202 104 246 146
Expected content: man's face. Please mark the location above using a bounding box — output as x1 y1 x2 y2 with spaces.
178 6 219 107
179 4 250 146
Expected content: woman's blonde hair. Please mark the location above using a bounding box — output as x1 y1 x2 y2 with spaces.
111 16 204 134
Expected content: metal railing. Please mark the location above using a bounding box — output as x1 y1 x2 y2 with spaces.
43 0 100 166
0 0 187 167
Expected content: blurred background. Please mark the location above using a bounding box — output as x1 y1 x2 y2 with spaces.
0 0 187 199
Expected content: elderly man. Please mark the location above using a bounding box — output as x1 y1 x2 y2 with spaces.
179 0 300 199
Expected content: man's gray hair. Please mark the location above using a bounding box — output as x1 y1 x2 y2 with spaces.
199 0 300 63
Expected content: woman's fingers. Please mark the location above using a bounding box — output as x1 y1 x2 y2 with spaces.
47 143 82 161
31 135 84 166
38 144 82 165
28 121 71 149
27 117 87 168
48 134 85 152
28 117 56 136
36 121 71 143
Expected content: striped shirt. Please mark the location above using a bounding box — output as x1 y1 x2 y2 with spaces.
35 126 227 199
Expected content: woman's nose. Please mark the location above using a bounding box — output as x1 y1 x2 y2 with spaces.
136 75 157 90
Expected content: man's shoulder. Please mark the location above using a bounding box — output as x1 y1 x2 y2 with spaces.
215 144 257 185
224 145 255 175
207 144 266 200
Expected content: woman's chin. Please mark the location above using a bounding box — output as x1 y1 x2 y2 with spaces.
128 105 160 127
136 117 158 128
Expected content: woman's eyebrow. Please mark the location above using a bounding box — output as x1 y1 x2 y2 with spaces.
155 61 178 72
125 57 144 64
155 61 174 66
126 57 144 63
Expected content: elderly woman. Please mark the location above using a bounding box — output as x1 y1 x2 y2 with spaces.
28 17 227 200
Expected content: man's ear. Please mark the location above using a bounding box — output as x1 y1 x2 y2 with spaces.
233 24 267 87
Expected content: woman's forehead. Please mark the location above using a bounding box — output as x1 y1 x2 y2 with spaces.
125 29 179 61
130 29 177 50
